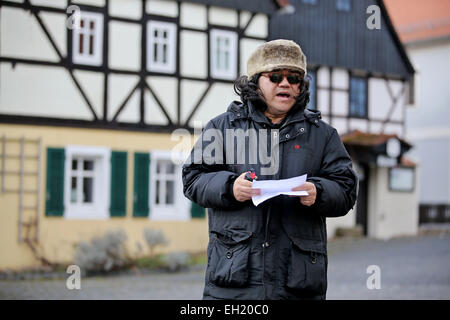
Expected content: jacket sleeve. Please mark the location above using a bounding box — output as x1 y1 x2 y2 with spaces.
308 128 358 217
182 120 241 209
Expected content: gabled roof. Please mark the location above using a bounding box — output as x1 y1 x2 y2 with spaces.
269 0 415 79
181 0 278 15
384 0 450 44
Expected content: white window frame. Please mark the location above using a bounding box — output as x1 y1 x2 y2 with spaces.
72 11 104 66
210 29 237 80
149 150 190 221
147 21 177 73
64 146 111 219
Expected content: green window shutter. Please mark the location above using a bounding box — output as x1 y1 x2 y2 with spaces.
191 201 205 219
133 152 150 217
110 151 127 217
45 148 65 216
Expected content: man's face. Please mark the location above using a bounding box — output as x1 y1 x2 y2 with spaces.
258 69 302 116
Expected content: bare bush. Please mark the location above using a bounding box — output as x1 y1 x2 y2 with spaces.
74 229 129 274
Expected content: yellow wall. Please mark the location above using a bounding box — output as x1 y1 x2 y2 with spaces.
0 123 207 270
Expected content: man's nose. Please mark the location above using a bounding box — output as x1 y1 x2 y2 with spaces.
279 76 290 87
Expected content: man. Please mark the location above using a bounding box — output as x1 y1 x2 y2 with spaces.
182 39 358 300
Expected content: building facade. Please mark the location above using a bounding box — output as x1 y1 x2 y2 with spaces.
385 0 450 226
271 0 419 239
0 0 274 269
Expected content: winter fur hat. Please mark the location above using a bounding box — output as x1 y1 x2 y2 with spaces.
247 39 307 78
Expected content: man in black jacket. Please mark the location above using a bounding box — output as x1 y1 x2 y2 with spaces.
182 39 358 300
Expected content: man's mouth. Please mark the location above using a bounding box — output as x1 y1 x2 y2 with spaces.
276 92 291 99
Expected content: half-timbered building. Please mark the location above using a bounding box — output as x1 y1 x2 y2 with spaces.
1 0 420 269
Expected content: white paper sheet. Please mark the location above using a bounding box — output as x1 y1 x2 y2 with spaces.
251 174 309 206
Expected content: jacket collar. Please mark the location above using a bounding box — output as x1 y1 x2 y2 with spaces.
227 101 322 127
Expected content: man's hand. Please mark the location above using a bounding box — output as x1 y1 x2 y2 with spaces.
233 172 261 202
292 182 317 206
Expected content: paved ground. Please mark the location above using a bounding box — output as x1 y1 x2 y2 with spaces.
1 234 449 300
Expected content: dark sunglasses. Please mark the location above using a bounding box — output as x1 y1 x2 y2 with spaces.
262 72 303 85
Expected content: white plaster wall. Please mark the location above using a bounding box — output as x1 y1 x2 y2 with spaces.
317 67 330 88
180 31 207 78
147 77 178 123
240 38 266 76
146 0 178 17
189 83 238 126
317 89 330 115
1 7 60 62
144 89 169 125
107 74 140 121
73 70 105 119
40 11 68 57
332 91 349 116
368 77 391 121
244 14 268 38
332 118 348 135
369 121 383 134
368 167 419 239
240 11 252 29
109 21 141 71
383 123 403 137
0 64 95 120
180 2 206 30
110 0 142 19
180 80 208 124
349 118 368 132
31 0 67 7
208 6 238 27
332 68 349 90
72 0 105 6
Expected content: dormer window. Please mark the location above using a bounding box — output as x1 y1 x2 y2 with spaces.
72 11 104 66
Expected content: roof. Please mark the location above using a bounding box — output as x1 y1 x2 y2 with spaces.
384 0 450 43
341 130 412 148
181 0 278 15
269 0 415 79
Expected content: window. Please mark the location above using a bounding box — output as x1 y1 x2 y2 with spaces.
70 158 95 204
72 11 104 66
336 0 351 11
350 76 367 118
307 71 316 110
64 146 111 219
147 21 177 73
210 29 237 80
302 0 317 4
149 151 190 220
154 159 176 206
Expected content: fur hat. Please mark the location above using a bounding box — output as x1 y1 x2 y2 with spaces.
247 39 307 78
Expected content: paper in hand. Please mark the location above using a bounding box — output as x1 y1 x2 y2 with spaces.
251 174 309 206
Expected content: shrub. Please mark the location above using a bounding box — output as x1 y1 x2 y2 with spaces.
143 228 169 257
74 229 129 274
164 252 190 272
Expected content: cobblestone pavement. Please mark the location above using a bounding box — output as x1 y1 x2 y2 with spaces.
1 234 449 300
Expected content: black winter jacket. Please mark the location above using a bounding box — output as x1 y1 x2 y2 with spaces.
182 100 358 300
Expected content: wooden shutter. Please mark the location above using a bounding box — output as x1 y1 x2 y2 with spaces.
133 152 150 217
191 201 205 219
110 151 127 217
45 148 65 216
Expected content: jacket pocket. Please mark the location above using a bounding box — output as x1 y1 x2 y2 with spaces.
286 237 327 295
209 228 252 288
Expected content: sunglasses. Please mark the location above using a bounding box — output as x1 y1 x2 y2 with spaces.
261 72 303 85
